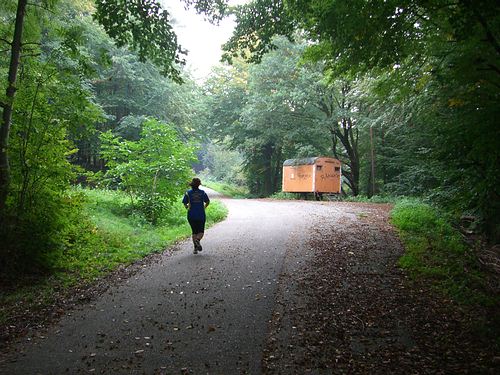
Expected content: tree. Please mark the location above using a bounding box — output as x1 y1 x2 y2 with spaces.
206 37 329 195
0 0 29 214
314 79 362 196
202 60 250 142
0 0 106 269
199 141 245 186
0 0 226 221
0 0 223 268
72 17 207 172
223 0 500 237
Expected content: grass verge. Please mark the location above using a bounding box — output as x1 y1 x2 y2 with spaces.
390 198 493 306
342 194 397 204
270 191 301 200
0 188 228 327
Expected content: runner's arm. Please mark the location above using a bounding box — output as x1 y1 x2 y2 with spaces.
204 192 210 209
182 192 190 209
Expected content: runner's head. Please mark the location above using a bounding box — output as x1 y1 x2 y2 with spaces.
189 177 201 189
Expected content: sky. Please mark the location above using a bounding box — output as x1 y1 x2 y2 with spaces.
162 1 246 81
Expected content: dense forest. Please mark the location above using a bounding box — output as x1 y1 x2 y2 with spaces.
0 0 498 277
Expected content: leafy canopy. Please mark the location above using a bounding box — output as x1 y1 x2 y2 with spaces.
93 0 229 83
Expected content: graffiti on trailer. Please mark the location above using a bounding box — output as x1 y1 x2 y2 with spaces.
320 173 338 181
298 173 311 180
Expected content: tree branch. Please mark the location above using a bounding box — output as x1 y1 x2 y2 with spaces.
20 53 41 58
0 38 12 46
26 2 55 14
21 41 41 47
467 1 500 55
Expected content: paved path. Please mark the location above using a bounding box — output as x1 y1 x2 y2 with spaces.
0 198 323 374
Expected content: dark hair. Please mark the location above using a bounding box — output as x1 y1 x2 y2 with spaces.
189 178 201 188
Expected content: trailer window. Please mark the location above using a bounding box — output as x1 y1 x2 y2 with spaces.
316 165 323 171
335 167 340 172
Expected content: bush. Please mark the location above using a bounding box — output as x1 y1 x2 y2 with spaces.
49 187 229 278
0 189 90 275
99 118 196 223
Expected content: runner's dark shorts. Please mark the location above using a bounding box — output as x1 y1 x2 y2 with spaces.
188 218 205 235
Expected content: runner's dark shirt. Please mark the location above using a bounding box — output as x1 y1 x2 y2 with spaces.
182 188 210 220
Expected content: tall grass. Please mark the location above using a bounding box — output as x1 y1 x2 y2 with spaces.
390 198 492 305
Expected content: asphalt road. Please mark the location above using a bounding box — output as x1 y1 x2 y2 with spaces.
0 197 329 374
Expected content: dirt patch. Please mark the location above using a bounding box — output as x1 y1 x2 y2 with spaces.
263 202 499 374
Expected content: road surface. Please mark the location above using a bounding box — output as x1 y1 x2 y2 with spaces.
2 197 495 374
0 198 336 374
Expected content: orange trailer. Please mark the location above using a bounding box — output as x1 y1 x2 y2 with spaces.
282 157 342 194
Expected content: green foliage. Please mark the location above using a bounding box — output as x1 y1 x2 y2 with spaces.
198 141 246 186
207 36 331 196
202 61 249 141
99 118 196 223
70 14 208 172
93 0 185 82
0 190 91 273
60 187 227 277
222 0 295 64
58 187 226 277
391 199 493 305
270 191 300 200
222 0 500 240
0 0 105 271
342 195 396 204
92 0 228 82
0 0 226 273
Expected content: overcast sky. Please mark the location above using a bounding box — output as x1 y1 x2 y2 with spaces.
162 1 246 81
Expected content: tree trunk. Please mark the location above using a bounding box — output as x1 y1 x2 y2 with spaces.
349 157 360 196
380 125 388 185
369 125 376 197
321 82 361 197
0 0 28 213
272 145 282 193
262 143 274 196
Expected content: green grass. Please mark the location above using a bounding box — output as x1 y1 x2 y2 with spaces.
0 188 228 325
60 188 228 279
390 198 493 306
270 191 302 200
342 194 397 204
203 180 249 198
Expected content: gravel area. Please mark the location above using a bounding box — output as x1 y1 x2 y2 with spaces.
262 202 499 374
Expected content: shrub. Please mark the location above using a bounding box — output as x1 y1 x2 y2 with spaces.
99 118 196 223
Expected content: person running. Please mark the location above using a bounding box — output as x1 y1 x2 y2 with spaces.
182 178 210 254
